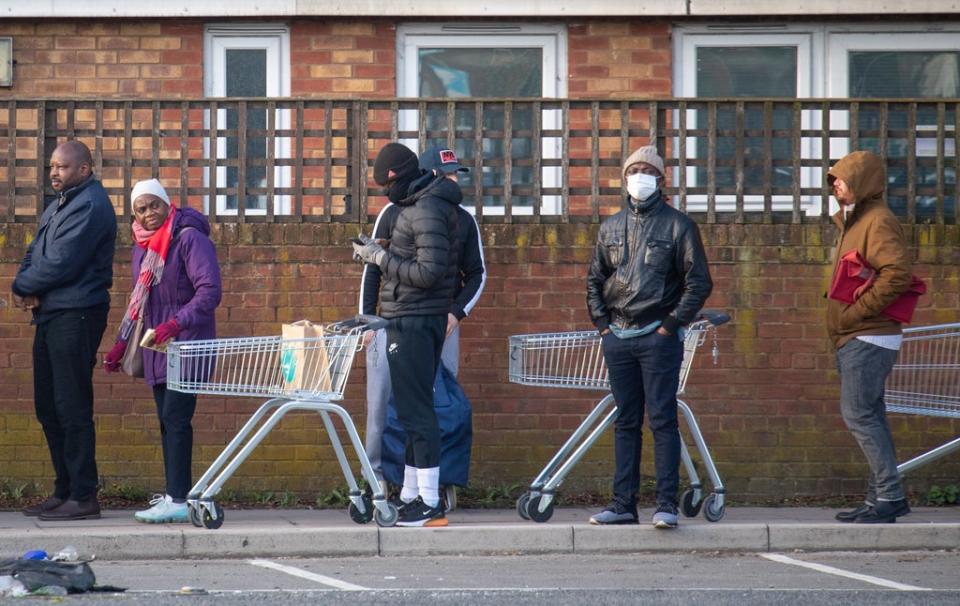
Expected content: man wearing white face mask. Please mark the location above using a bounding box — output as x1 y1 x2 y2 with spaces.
586 145 713 528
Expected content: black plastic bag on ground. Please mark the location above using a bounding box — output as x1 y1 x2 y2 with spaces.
0 558 96 593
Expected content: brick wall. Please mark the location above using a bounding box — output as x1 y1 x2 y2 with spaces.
1 16 958 501
568 21 671 97
2 222 959 500
0 19 670 99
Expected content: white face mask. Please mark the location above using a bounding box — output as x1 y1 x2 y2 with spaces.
626 173 658 201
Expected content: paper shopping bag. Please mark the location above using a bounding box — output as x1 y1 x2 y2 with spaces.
281 320 333 394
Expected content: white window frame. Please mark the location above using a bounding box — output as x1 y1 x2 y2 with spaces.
203 24 291 216
673 27 824 215
396 23 567 216
827 31 960 160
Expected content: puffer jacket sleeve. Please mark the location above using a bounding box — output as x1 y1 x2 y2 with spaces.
661 219 713 333
586 226 613 332
378 201 449 290
172 230 222 330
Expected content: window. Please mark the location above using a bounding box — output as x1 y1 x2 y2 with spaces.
204 24 291 215
675 24 960 218
674 29 821 214
828 32 959 219
397 24 566 215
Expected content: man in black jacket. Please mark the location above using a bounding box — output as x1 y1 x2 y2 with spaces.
12 140 117 521
353 143 460 527
359 146 486 493
586 145 712 528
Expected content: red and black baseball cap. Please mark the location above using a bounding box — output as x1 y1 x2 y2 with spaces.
419 146 470 175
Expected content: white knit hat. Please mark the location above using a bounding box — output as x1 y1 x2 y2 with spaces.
130 178 170 209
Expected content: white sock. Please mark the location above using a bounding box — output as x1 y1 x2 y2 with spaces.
417 467 440 508
400 465 419 503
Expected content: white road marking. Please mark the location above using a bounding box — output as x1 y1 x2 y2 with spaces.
248 559 368 591
760 553 931 592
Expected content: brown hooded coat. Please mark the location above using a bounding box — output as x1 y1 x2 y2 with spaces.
826 151 912 349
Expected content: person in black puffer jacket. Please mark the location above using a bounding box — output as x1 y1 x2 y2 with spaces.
352 143 459 528
359 147 485 492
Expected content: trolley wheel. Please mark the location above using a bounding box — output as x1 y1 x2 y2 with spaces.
348 495 374 524
187 503 203 528
681 489 702 518
201 502 224 530
444 486 457 513
526 494 555 523
703 494 725 523
374 502 399 527
516 492 532 521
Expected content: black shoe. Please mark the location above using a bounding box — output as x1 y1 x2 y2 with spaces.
835 503 872 523
853 499 911 524
22 495 66 517
395 496 447 527
38 498 101 521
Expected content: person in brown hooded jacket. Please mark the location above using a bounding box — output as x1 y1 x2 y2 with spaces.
826 150 913 524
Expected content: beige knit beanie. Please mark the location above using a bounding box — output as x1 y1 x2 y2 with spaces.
622 145 665 178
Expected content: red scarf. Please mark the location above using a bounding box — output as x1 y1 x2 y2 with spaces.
118 207 177 343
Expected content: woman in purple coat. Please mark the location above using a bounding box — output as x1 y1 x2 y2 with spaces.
104 178 222 523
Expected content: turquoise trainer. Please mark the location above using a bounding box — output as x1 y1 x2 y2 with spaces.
134 494 189 524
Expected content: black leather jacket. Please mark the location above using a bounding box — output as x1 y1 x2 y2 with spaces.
586 192 712 334
377 175 460 318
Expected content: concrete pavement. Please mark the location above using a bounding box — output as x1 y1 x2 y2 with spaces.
1 506 958 560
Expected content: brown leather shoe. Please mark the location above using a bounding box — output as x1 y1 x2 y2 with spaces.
22 495 66 517
38 498 101 521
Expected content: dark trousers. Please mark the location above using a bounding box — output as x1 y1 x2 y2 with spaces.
385 314 446 469
32 304 109 502
151 383 198 500
602 330 684 508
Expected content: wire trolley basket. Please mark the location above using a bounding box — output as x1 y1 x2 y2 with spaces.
169 331 358 400
508 311 730 523
885 322 960 475
508 321 715 395
165 315 400 529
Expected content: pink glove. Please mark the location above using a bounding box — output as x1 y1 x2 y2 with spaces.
103 341 127 373
154 319 181 344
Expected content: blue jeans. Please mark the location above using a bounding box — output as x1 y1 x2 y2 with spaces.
602 330 684 508
836 338 904 502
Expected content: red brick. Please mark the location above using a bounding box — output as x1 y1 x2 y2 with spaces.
97 36 140 50
54 36 96 50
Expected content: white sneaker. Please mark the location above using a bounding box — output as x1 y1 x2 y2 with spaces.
134 494 189 524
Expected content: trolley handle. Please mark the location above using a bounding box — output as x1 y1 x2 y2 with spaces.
699 310 730 327
327 314 390 334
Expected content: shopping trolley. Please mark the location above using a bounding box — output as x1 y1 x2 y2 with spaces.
166 315 400 529
509 311 730 523
885 322 960 475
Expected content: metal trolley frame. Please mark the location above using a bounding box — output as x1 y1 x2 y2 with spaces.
885 322 960 475
166 315 398 529
508 311 730 523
